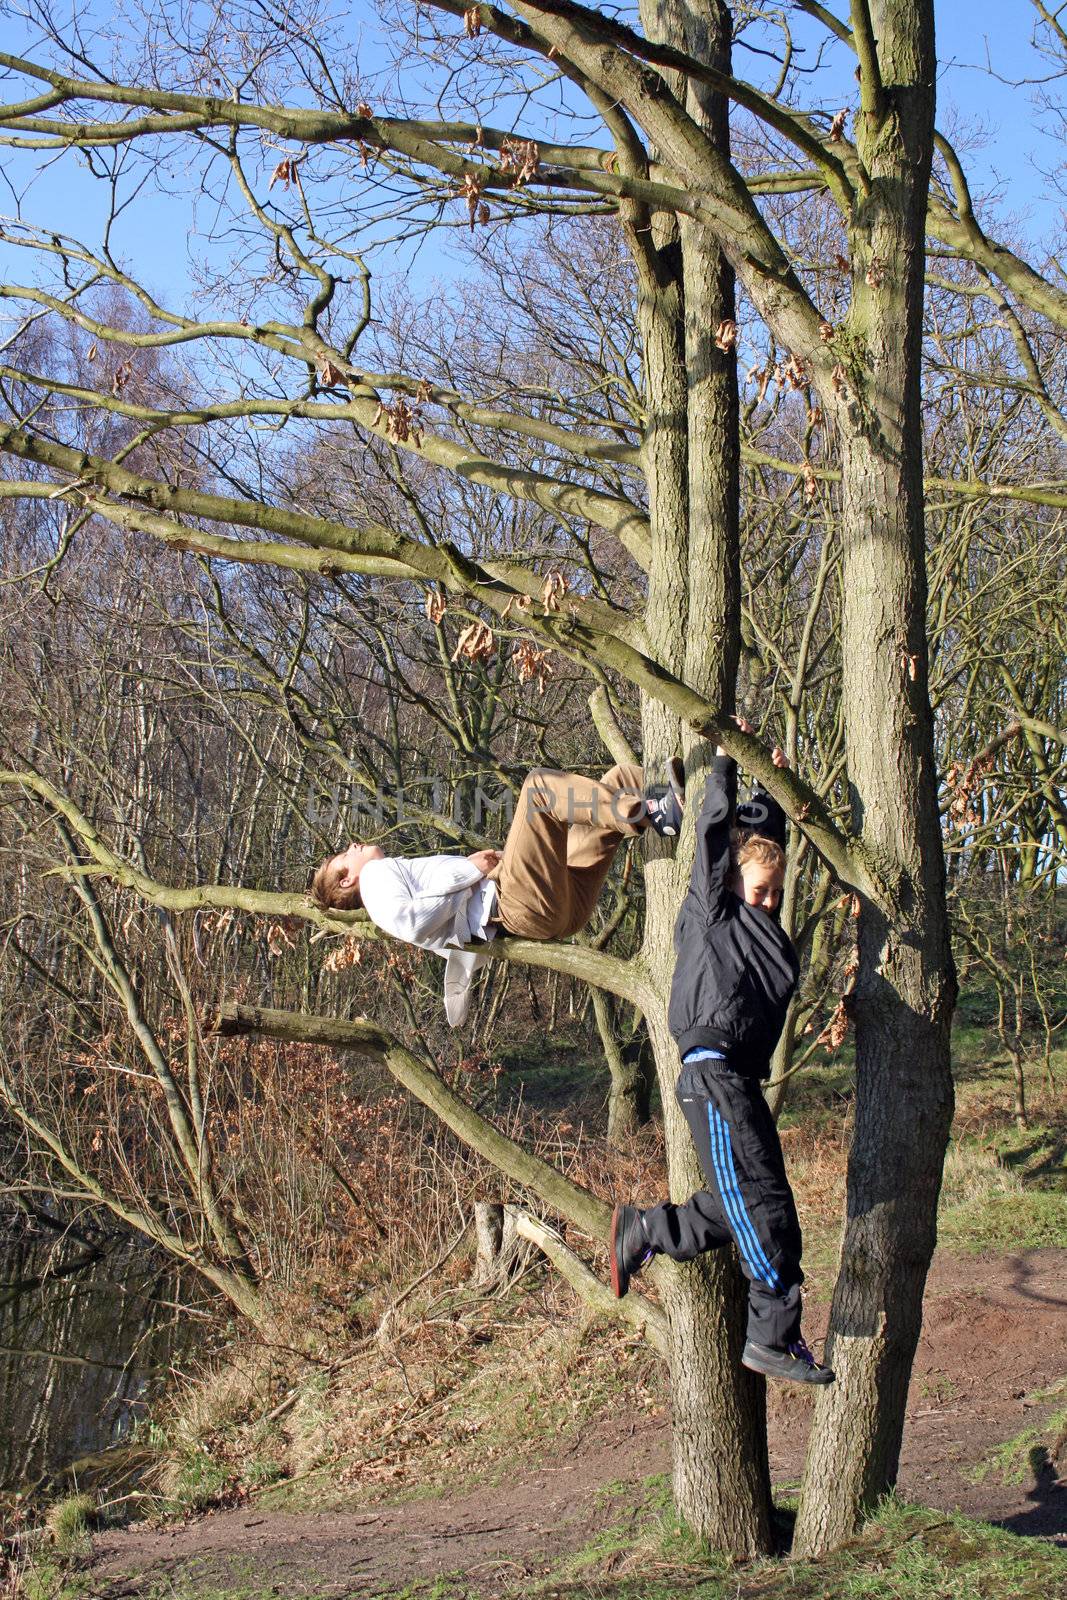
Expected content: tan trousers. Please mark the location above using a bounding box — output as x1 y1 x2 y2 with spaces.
495 764 646 940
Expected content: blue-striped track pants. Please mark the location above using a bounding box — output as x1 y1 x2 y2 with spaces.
640 1060 804 1349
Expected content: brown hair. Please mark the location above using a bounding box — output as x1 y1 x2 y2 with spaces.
308 856 363 911
731 830 786 876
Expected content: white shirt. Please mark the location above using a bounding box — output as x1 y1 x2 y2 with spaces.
357 855 499 1026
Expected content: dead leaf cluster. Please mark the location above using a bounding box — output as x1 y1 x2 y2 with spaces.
498 136 540 187
945 753 995 830
451 620 495 664
511 641 554 694
816 998 851 1050
268 157 298 191
865 256 886 288
424 586 447 626
372 394 425 446
317 357 347 388
745 352 807 402
540 568 567 611
266 920 298 958
782 352 807 390
324 936 364 973
715 318 738 352
455 170 490 230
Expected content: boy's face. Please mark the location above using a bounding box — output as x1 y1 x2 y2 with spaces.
331 840 385 894
736 859 784 914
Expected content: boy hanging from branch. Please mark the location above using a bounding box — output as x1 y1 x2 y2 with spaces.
610 719 834 1386
309 761 685 1025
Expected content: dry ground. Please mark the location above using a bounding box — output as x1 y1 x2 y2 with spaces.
85 1246 1067 1598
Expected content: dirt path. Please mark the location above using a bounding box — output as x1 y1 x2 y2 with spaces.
88 1249 1067 1597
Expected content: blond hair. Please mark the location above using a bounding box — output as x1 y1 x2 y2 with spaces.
732 830 786 876
308 856 363 911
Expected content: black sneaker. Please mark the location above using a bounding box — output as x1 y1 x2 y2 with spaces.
742 1336 835 1385
644 758 686 837
610 1204 655 1298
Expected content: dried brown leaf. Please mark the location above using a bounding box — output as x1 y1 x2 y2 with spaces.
269 157 297 191
499 136 540 187
816 998 850 1050
451 620 495 664
512 641 554 694
541 568 567 612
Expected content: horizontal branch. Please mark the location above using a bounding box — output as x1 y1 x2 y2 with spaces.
0 427 874 896
430 0 855 207
0 767 644 999
742 446 1067 512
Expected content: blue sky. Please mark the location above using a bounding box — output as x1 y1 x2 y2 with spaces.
0 0 1062 319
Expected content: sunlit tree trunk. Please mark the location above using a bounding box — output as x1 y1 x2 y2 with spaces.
795 0 957 1553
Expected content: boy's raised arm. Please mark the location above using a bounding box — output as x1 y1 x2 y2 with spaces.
684 753 737 922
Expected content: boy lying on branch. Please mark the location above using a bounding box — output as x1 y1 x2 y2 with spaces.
309 762 684 1025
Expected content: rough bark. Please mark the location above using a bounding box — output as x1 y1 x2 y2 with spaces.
794 0 957 1553
632 0 770 1556
591 989 653 1145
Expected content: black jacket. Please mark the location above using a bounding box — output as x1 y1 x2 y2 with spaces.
668 755 799 1077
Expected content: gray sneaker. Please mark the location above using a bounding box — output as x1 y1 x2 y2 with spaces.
742 1337 835 1385
644 758 686 838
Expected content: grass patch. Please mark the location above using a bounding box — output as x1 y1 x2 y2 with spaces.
42 1494 95 1560
432 1311 660 1490
528 1490 1067 1600
14 1554 344 1600
937 1139 1067 1252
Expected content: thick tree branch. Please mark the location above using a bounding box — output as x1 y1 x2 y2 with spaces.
0 425 876 897
0 768 646 1001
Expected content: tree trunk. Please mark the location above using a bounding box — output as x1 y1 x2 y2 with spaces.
631 0 770 1555
592 989 653 1144
795 0 958 1553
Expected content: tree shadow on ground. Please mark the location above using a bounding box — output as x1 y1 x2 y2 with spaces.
994 1445 1067 1542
